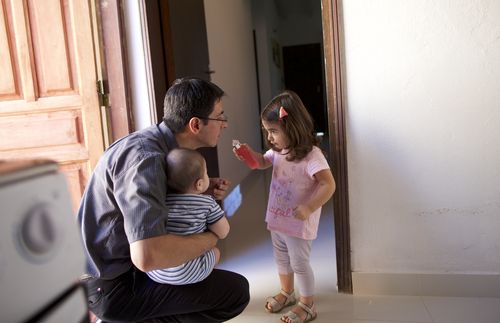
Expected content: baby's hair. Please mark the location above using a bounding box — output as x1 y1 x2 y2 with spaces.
261 90 318 161
166 148 206 193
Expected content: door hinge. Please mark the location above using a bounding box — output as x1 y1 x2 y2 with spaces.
97 80 112 148
97 80 110 107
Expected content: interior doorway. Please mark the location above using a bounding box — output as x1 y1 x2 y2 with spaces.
282 43 326 133
141 0 350 293
145 0 220 178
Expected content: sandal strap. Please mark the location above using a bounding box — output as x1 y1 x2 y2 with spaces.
297 301 315 316
279 289 295 299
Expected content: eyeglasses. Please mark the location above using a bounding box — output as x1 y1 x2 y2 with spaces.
194 114 228 123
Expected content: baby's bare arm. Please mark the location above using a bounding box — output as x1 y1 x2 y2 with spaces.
208 216 230 239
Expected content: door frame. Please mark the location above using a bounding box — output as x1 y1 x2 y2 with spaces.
98 0 352 293
322 0 352 293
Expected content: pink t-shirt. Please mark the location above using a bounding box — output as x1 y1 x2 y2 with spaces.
263 146 330 240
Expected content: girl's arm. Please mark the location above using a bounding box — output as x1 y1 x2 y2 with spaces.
294 169 336 221
233 143 272 169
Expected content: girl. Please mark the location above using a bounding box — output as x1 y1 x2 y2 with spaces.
233 90 335 323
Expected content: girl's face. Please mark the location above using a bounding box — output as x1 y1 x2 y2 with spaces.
262 120 289 151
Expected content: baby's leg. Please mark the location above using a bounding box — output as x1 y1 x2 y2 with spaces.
213 247 221 264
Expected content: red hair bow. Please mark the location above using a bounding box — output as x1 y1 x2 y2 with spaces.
279 106 288 120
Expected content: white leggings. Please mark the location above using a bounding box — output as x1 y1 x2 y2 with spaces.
271 231 315 297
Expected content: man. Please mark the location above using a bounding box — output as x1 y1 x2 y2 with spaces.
78 78 249 322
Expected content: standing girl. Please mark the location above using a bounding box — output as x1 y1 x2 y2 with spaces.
233 90 335 323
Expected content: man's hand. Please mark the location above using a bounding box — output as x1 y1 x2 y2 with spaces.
206 178 231 200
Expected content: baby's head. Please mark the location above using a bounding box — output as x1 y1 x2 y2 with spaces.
166 148 209 194
261 90 318 161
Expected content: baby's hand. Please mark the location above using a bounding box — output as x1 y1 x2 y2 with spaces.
293 205 313 221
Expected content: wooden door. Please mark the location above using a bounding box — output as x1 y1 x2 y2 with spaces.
0 0 104 211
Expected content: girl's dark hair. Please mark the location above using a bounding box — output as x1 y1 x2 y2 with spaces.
163 77 225 132
261 90 318 161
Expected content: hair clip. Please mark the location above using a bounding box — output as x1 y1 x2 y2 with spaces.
279 106 288 120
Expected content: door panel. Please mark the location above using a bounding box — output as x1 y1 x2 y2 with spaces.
0 0 104 211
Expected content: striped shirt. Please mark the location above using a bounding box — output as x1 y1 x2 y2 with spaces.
147 194 225 285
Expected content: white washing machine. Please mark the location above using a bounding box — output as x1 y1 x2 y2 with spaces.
0 160 88 322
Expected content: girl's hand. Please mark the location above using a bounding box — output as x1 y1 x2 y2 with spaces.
232 142 252 161
232 147 244 161
293 204 313 221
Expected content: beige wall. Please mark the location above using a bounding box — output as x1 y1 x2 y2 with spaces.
204 0 261 190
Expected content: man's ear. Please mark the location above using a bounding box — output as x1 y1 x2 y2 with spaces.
188 117 201 134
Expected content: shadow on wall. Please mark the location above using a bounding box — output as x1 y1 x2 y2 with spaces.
220 168 272 263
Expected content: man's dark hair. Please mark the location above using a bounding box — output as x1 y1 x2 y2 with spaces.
163 77 225 132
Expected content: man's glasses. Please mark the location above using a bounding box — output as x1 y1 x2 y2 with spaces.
195 114 228 123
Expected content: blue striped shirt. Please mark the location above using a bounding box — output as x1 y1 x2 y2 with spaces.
147 194 224 285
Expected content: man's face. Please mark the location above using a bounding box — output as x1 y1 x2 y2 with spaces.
197 100 228 147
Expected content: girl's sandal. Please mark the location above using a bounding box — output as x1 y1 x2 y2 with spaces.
265 290 296 313
280 301 317 323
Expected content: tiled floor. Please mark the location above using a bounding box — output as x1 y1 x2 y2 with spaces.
218 170 500 323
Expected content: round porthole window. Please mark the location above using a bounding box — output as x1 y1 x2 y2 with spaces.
17 203 61 263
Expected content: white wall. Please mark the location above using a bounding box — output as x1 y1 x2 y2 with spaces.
343 0 500 283
122 0 156 130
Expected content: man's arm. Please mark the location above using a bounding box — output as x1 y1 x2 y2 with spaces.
130 231 218 272
208 216 230 239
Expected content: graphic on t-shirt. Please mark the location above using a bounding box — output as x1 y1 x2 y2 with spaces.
269 166 295 219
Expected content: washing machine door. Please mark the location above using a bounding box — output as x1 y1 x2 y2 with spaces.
0 160 88 322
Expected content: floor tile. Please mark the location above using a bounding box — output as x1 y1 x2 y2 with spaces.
423 296 500 323
221 170 500 323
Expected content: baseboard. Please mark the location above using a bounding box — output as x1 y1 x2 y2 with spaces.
352 272 500 297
